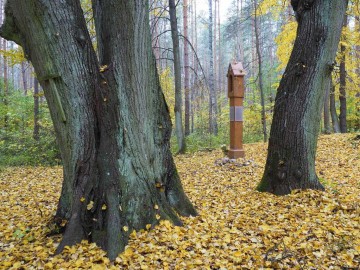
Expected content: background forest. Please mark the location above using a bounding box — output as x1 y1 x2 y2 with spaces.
0 0 359 165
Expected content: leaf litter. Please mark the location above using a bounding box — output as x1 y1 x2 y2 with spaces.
0 134 359 269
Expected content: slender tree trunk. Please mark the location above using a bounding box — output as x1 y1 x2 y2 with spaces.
3 38 8 127
183 0 190 136
323 81 331 134
339 14 347 133
169 0 186 153
21 61 28 95
208 0 218 135
33 77 40 141
1 0 196 260
253 0 267 142
330 80 341 133
257 0 348 195
217 0 221 92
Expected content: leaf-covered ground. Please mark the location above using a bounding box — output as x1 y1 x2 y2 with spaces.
0 134 359 269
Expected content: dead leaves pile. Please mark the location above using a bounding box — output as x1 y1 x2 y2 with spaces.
0 134 359 269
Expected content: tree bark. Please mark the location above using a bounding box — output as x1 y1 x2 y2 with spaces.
208 0 218 135
183 0 190 136
339 14 347 133
3 38 8 128
323 80 331 134
169 0 186 153
21 61 28 95
33 77 40 141
254 0 267 142
1 0 196 260
330 80 341 133
257 0 348 195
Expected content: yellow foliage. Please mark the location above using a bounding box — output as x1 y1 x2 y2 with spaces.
0 134 359 268
258 0 288 19
275 21 297 71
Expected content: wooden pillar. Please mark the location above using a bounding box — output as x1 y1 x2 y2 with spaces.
227 62 245 159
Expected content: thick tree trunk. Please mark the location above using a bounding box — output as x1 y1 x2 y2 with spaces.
254 0 267 142
33 77 40 141
257 0 348 195
1 0 196 260
208 0 218 135
183 0 190 136
339 14 347 133
330 80 341 133
169 0 186 153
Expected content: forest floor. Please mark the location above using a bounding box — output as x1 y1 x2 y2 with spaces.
0 134 359 269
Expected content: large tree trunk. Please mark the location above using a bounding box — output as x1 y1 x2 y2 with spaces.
169 0 186 153
257 0 348 195
254 0 267 142
1 0 196 260
339 14 347 133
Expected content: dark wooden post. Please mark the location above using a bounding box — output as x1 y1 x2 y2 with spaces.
227 62 245 159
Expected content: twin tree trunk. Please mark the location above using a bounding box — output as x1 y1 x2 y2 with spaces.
1 0 196 260
257 0 348 195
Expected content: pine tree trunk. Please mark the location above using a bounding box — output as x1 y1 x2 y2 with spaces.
183 0 190 136
169 0 186 153
254 0 267 142
3 38 8 128
330 80 341 133
21 61 28 95
33 77 40 141
1 0 196 260
339 14 347 133
208 0 218 135
257 0 348 195
323 81 331 134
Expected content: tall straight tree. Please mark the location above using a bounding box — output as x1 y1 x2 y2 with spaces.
33 77 40 141
339 14 348 133
183 0 190 136
253 0 267 142
169 0 186 153
208 0 218 135
257 0 348 195
330 80 341 133
1 0 196 260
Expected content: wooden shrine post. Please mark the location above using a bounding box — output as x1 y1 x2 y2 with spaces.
227 62 245 159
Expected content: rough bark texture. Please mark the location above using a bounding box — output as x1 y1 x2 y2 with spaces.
257 0 348 195
1 0 196 260
339 14 347 133
169 0 186 153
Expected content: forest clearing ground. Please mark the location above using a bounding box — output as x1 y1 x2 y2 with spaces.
0 134 359 269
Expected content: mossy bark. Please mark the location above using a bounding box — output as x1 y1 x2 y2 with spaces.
257 0 348 195
1 0 197 260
